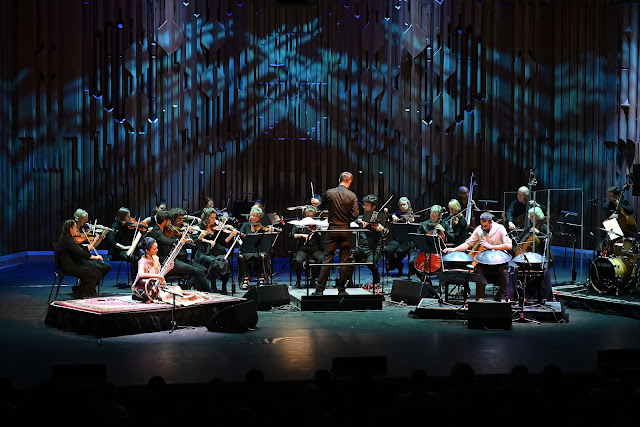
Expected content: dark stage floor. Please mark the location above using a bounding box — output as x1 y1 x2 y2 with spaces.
1 254 640 390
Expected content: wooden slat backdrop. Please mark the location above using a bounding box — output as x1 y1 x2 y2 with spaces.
1 0 639 256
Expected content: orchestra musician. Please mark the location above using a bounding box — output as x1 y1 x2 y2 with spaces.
510 207 553 302
456 186 480 227
505 186 545 231
142 201 167 228
384 197 416 276
147 209 212 292
290 206 324 289
602 186 634 224
194 208 236 295
445 199 469 246
57 219 105 298
191 196 215 219
106 207 144 279
238 205 274 290
310 172 359 296
408 205 453 278
73 208 112 280
353 195 385 289
444 212 513 302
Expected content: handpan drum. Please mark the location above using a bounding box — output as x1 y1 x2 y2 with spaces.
512 252 546 268
442 252 474 269
473 249 512 265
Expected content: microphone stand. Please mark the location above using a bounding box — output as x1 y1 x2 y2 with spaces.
511 235 540 324
159 286 194 333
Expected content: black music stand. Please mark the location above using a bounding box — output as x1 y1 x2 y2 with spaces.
408 232 445 301
435 271 488 304
240 232 279 285
362 210 387 228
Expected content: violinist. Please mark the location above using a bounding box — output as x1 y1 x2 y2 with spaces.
446 199 468 245
73 208 112 280
147 209 212 292
385 197 416 276
142 200 167 228
194 208 237 295
238 206 273 290
444 212 512 302
107 207 143 279
353 195 384 288
290 206 324 289
57 219 104 298
191 196 215 219
408 205 453 278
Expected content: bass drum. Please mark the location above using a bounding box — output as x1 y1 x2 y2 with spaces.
589 256 635 295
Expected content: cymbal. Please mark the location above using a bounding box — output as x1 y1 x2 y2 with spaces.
513 252 546 264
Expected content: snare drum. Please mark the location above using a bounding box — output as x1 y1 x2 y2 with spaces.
589 256 635 295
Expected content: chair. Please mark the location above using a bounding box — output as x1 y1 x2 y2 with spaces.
112 255 132 286
49 242 79 304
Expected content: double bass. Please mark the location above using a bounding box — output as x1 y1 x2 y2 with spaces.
615 178 636 237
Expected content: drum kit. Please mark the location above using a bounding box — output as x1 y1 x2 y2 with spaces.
589 231 639 295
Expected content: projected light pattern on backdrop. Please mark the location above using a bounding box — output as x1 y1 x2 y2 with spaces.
2 0 640 256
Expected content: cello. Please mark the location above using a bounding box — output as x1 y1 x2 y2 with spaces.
414 226 446 273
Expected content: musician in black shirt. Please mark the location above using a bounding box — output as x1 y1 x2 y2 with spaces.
310 172 359 295
353 195 384 287
290 206 324 289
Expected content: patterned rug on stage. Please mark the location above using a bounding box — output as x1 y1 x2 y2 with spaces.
51 293 243 314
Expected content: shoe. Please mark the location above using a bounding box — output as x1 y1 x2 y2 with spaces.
477 298 484 302
337 289 349 296
241 278 249 290
311 288 324 296
258 276 265 287
220 283 228 295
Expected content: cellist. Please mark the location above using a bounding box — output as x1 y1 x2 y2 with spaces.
408 205 453 278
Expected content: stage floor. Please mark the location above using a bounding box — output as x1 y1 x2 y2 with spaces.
1 256 640 390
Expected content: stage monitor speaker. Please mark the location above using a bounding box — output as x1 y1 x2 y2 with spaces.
467 301 512 330
206 301 258 333
633 164 640 196
390 280 437 305
243 284 290 310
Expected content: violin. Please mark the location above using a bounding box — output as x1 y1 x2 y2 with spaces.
126 218 149 231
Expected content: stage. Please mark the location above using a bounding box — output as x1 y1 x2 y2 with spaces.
1 255 640 391
44 293 251 338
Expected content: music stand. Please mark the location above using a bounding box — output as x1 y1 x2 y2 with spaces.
408 232 446 301
435 271 488 304
362 210 387 228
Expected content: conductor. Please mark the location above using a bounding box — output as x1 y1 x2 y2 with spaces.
310 172 359 295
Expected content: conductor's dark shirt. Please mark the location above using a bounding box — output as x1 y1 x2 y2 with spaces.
319 184 359 229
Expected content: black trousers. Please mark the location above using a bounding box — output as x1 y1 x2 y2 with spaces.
169 259 211 292
317 230 354 290
294 249 324 279
352 246 381 284
474 263 510 299
385 240 412 271
238 252 271 279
